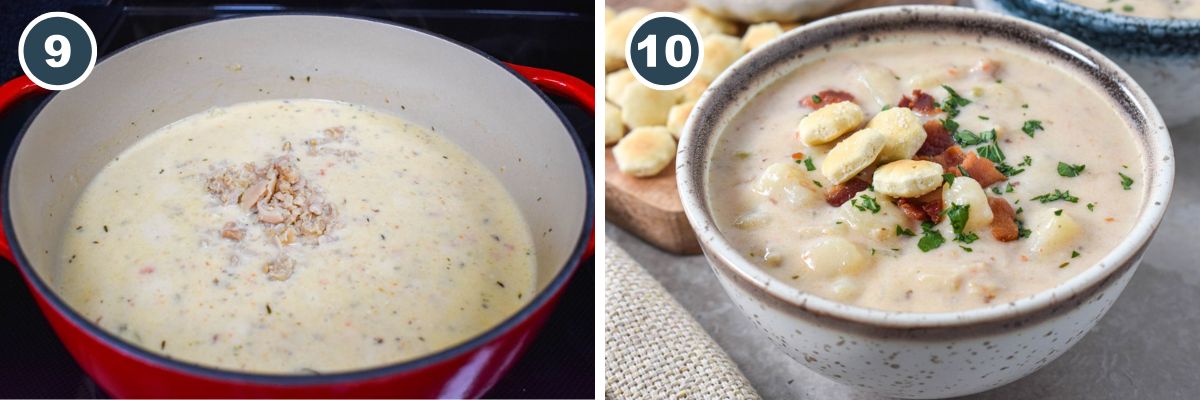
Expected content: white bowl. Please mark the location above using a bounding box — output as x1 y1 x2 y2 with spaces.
678 6 1174 398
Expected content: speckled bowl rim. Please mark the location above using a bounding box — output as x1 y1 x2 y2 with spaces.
677 5 1175 329
1006 0 1200 29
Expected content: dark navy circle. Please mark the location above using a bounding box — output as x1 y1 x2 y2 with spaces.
627 14 701 88
21 15 94 87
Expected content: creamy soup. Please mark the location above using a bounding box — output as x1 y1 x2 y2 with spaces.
54 99 535 373
1068 0 1200 19
708 36 1144 313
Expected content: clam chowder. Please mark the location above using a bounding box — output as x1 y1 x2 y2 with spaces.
54 99 535 373
708 36 1145 312
1068 0 1200 19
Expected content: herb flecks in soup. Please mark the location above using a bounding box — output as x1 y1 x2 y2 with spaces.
56 99 535 373
708 37 1144 313
1068 0 1200 19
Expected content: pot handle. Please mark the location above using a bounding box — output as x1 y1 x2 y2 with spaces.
506 63 595 259
506 63 595 114
0 76 48 264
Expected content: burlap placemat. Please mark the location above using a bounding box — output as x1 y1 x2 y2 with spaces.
605 240 760 399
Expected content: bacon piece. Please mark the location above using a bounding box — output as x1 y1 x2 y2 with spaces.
801 90 856 109
896 188 945 223
897 199 927 221
957 152 1007 188
919 189 945 224
824 179 869 207
916 145 966 172
897 90 940 115
917 119 954 156
987 196 1018 242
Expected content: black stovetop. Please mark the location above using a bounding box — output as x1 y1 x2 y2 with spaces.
0 1 594 398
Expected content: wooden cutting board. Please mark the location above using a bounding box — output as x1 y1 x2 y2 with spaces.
605 0 957 255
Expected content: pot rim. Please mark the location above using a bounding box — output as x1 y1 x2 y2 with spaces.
2 13 594 386
677 5 1174 329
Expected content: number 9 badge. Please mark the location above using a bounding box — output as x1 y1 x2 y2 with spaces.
19 12 98 91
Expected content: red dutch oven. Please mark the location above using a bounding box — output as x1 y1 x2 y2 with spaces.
0 15 593 398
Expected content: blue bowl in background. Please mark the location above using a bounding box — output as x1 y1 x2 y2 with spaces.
974 0 1200 127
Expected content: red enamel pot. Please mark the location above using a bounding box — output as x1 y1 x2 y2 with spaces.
0 15 593 398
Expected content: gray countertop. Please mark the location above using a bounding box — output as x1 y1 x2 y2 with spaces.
607 116 1200 399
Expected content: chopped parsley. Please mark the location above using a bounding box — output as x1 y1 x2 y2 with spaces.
977 143 1005 164
896 225 916 237
811 95 822 104
992 186 1003 195
978 115 990 120
995 162 1025 177
943 173 957 185
1071 250 1081 258
958 127 1024 177
942 118 960 135
1032 189 1079 204
1017 219 1032 239
1005 183 1015 193
1057 162 1086 177
851 194 881 214
1018 155 1033 167
882 104 893 111
917 221 946 252
1054 209 1063 216
1123 4 1134 12
939 85 972 118
1022 120 1044 138
812 180 823 188
804 157 816 172
1087 202 1095 212
960 246 974 252
954 128 994 147
945 203 978 244
1119 172 1134 190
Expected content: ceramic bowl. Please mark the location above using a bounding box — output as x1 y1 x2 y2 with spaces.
677 5 1174 398
974 0 1200 127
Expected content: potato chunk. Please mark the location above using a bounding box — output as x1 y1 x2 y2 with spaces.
853 63 901 109
829 277 863 301
838 191 910 242
802 237 869 278
942 177 993 233
1029 209 1082 255
751 162 820 207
